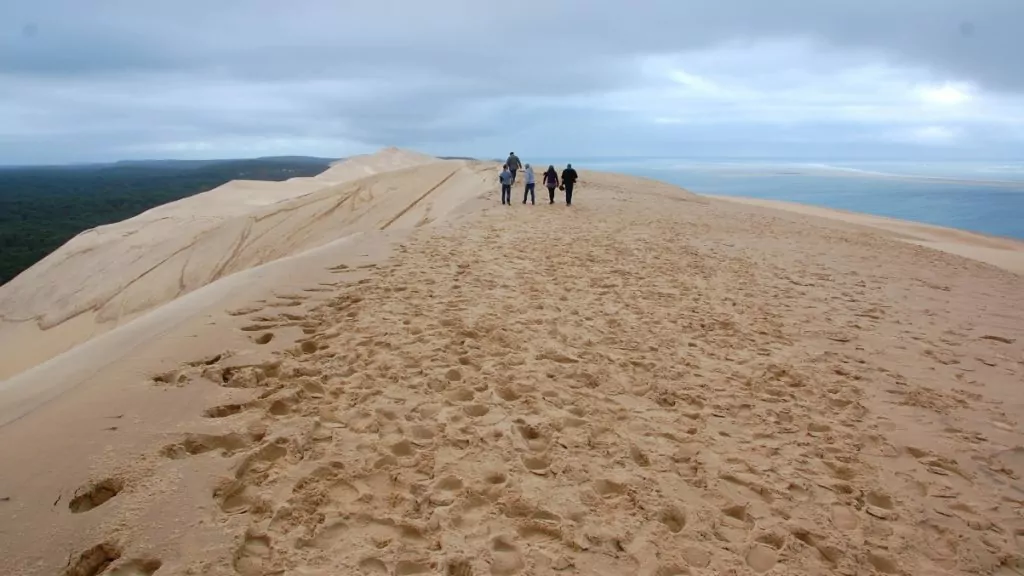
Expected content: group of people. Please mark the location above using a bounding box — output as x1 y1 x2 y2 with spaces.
499 152 579 206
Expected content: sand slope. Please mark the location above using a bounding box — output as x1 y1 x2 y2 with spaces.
709 196 1024 275
2 154 1024 576
0 149 489 379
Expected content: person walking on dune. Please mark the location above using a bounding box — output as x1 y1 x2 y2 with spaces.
506 152 523 184
561 163 579 206
543 165 559 204
522 163 536 205
499 164 513 205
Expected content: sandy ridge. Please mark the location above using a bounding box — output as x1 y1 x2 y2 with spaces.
1 151 1023 576
0 152 491 380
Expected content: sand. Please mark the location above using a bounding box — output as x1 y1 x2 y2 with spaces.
1 150 1024 576
707 195 1024 275
0 148 486 380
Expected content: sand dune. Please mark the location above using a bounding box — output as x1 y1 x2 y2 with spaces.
0 149 488 380
1 150 1024 576
316 147 439 183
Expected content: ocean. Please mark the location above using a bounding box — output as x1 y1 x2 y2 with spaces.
538 159 1024 240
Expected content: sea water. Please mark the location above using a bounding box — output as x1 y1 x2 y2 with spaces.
540 158 1024 240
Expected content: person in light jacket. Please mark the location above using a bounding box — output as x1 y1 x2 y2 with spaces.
522 163 536 204
543 165 559 204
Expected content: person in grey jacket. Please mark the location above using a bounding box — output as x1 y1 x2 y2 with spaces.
498 164 513 205
506 152 522 184
522 163 536 204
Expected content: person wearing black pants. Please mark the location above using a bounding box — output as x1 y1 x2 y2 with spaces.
522 163 536 204
561 163 579 206
543 165 559 204
499 164 513 205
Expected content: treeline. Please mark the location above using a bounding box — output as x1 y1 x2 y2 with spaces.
0 157 334 285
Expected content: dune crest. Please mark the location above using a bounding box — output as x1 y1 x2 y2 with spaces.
318 146 440 182
0 148 481 379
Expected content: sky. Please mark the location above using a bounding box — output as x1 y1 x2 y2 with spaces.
2 0 1024 165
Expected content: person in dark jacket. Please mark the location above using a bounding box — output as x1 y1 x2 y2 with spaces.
506 152 523 184
542 165 559 204
561 163 579 206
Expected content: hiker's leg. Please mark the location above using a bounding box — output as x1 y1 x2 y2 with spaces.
548 187 555 203
565 183 573 205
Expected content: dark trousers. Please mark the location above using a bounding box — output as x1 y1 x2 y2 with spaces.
501 184 511 204
523 183 535 204
564 182 574 205
510 169 517 184
547 186 556 203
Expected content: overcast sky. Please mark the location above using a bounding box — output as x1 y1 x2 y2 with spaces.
2 0 1023 164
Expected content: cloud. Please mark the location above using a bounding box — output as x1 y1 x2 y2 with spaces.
906 126 960 144
1 0 1023 163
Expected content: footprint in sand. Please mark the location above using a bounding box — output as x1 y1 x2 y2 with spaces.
214 479 256 515
234 533 272 576
496 385 521 402
830 504 859 531
446 388 475 402
226 305 264 317
69 478 124 514
462 404 489 417
630 444 651 467
444 558 474 576
64 543 121 576
521 454 551 476
716 504 754 543
515 422 550 452
202 403 246 418
865 490 896 518
482 469 508 486
867 551 900 574
675 545 710 569
160 431 263 459
429 475 464 506
593 478 627 498
394 558 433 575
489 535 525 576
296 340 320 355
240 323 278 332
357 558 388 574
745 544 778 574
390 438 417 458
658 505 687 533
106 559 163 576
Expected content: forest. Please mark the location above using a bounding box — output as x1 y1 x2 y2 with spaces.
0 157 334 285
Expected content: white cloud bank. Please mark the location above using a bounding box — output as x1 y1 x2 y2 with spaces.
1 0 1023 163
